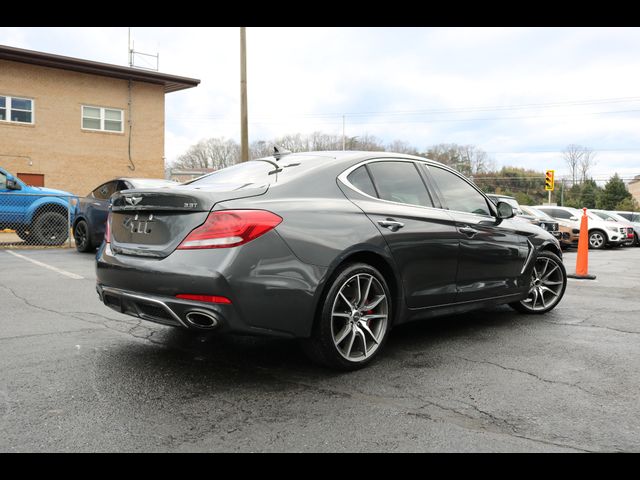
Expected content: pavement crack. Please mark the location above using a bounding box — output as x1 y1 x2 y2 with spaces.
410 398 593 452
543 320 640 336
0 283 165 347
453 355 595 396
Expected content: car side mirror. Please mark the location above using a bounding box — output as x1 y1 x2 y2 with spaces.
496 201 515 219
569 216 578 221
6 179 21 190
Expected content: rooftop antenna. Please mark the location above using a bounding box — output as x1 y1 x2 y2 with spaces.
128 27 159 71
273 145 292 161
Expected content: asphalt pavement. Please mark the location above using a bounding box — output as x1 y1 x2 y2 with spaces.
1 246 639 452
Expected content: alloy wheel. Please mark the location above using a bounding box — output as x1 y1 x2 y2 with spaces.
74 221 88 249
589 231 605 249
521 256 565 311
330 273 388 362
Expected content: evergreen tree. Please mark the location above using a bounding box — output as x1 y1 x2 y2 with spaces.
597 174 631 210
578 179 601 209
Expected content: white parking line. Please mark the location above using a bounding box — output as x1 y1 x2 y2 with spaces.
5 251 84 280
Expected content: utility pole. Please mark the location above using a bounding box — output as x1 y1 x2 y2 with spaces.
240 27 249 162
342 115 346 151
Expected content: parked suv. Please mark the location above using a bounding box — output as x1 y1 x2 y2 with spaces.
0 167 76 245
590 210 635 246
612 211 640 246
535 205 627 249
520 205 579 249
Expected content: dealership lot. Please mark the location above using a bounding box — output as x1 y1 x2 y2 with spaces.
0 247 639 452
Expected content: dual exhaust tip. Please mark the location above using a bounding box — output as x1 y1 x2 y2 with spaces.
185 310 219 329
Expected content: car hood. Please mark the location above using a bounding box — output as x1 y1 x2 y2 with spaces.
26 186 75 196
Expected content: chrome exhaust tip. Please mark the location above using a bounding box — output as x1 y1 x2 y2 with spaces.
185 311 219 329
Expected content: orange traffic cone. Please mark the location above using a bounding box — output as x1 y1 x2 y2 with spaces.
567 207 596 280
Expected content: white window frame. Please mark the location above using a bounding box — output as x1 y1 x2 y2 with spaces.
81 105 124 133
0 95 35 125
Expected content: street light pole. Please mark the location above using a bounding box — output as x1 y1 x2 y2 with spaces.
240 27 249 162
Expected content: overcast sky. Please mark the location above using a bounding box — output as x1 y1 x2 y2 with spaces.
2 27 640 180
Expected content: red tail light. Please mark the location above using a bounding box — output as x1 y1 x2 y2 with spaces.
177 210 282 250
105 212 112 244
176 294 232 304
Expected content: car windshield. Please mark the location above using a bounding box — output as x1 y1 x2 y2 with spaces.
592 211 619 222
186 161 274 189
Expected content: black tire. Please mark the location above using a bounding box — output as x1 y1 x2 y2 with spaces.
635 233 640 247
32 210 68 246
588 230 607 250
73 219 94 252
302 263 392 370
509 250 567 314
15 228 33 242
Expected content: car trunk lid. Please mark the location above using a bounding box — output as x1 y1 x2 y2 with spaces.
109 184 268 258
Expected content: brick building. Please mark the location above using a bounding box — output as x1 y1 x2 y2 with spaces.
0 45 199 195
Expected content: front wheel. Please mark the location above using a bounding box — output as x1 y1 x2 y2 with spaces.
588 230 606 249
510 250 567 314
302 263 391 370
32 211 68 246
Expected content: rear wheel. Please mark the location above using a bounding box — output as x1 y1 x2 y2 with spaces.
588 230 606 249
302 263 391 370
32 211 68 246
510 251 567 314
73 219 94 252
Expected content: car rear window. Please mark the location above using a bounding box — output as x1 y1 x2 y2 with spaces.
187 161 274 189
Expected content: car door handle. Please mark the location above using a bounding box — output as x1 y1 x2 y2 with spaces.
378 219 405 232
92 202 102 206
459 226 479 236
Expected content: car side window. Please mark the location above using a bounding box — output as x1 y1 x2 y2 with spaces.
0 172 6 190
551 209 571 219
366 161 433 207
347 166 378 198
427 166 491 216
92 181 117 200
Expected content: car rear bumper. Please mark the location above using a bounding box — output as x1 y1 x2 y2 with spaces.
97 284 246 333
95 230 328 338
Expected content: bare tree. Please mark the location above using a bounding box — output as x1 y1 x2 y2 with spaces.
250 140 272 159
579 148 597 183
174 137 239 169
563 144 583 186
424 143 493 176
387 140 419 155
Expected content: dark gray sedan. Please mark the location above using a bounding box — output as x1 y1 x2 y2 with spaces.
96 151 566 370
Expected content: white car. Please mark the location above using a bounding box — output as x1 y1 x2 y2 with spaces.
609 210 640 246
534 205 628 249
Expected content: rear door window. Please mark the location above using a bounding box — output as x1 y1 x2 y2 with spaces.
366 161 433 207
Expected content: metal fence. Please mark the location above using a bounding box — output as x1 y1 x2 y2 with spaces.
0 193 78 249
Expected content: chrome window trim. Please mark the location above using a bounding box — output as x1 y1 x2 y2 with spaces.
338 157 496 220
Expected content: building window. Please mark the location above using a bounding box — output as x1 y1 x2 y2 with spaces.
82 105 123 133
0 95 34 124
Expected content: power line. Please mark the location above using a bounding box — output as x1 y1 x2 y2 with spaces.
171 107 640 126
173 95 640 121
